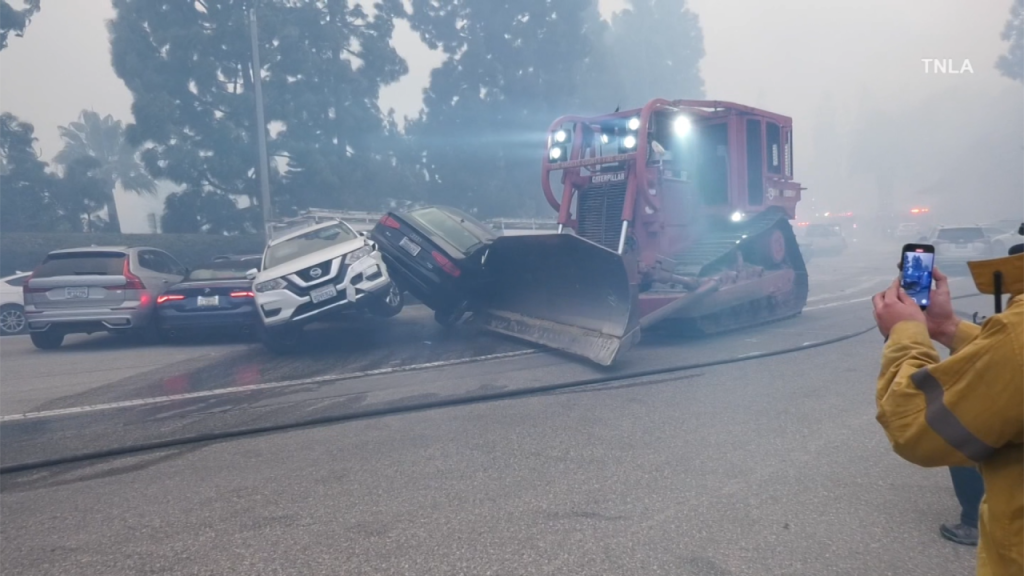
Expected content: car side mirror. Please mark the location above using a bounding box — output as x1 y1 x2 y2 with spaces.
358 230 367 237
246 268 258 280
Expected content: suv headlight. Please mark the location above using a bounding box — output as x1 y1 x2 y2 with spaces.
254 278 287 293
345 245 373 264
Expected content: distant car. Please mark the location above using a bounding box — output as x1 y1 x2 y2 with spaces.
0 271 31 335
23 246 186 349
371 205 499 326
990 224 1024 257
925 226 994 269
252 220 403 353
803 224 847 257
155 259 261 340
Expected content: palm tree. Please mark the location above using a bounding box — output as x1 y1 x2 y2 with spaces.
54 110 156 232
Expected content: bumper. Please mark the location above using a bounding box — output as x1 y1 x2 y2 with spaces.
25 305 153 333
256 253 392 327
157 306 260 331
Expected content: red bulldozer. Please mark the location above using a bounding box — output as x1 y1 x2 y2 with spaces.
468 99 810 365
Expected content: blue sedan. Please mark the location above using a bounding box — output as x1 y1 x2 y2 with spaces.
156 260 261 340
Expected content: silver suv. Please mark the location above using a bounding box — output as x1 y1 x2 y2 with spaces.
23 246 186 349
925 226 995 269
250 220 404 353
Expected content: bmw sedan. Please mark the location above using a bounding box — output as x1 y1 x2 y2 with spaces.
156 260 261 340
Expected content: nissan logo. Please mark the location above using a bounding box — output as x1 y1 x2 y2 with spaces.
309 267 323 278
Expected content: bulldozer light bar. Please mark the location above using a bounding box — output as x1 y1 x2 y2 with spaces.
380 215 401 229
431 251 461 277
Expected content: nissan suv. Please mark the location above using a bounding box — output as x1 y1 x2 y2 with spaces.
22 246 186 349
249 220 403 353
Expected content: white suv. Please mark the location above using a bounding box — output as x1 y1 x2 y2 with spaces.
249 220 403 353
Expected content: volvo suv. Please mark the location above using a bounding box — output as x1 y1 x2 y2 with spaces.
22 246 186 349
250 220 403 353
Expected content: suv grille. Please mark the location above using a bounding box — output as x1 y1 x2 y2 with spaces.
577 180 627 250
295 258 340 284
287 262 348 295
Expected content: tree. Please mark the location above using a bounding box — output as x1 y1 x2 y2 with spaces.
996 0 1023 83
53 109 157 232
604 0 705 105
0 112 54 231
108 0 408 234
405 0 618 217
0 0 40 51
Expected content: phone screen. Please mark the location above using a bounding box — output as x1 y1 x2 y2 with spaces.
900 248 935 308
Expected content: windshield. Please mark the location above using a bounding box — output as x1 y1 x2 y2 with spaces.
407 207 495 254
264 223 357 269
936 228 986 243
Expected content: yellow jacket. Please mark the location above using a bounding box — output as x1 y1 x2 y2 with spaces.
877 254 1023 576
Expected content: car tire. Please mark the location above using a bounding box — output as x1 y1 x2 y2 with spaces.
434 301 469 327
368 283 404 318
0 304 27 335
30 331 64 350
262 326 302 354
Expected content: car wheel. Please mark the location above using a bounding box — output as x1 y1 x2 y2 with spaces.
0 304 27 335
434 301 469 327
368 283 404 318
30 331 64 350
262 326 302 354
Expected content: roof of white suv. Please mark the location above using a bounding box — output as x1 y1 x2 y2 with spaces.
267 219 356 246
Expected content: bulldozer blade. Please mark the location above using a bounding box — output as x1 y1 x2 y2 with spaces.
469 233 641 366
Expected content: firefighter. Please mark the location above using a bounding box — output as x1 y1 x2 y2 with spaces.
871 253 1023 575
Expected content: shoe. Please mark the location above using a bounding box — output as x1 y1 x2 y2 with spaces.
940 523 978 546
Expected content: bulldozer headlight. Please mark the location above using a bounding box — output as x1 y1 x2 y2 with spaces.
554 129 569 143
628 117 641 131
549 146 564 161
730 211 745 222
673 116 692 137
622 135 637 149
600 133 610 144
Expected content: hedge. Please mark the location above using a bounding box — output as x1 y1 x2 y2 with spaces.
0 233 266 276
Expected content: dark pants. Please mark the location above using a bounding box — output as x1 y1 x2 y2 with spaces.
949 466 984 528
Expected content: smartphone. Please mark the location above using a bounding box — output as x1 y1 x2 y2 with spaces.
900 244 935 309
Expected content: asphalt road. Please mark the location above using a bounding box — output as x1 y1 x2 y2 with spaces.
0 244 990 575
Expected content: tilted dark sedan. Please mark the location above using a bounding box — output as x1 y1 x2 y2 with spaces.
156 260 260 339
370 206 498 326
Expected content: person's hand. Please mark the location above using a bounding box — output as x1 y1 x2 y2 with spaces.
873 278 927 338
925 267 961 348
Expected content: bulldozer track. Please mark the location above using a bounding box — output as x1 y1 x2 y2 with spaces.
669 208 809 336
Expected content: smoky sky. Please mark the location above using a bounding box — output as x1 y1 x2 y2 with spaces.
1 0 1020 229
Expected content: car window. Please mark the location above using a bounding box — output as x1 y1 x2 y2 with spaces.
157 251 187 275
33 252 127 278
936 228 985 243
264 223 358 269
186 261 252 281
407 207 491 254
138 250 171 274
435 207 498 241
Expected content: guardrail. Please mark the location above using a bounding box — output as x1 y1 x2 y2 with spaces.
268 208 560 240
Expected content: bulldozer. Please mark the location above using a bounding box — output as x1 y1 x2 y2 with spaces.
466 99 809 366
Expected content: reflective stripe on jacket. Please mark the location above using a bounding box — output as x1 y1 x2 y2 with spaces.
877 295 1023 576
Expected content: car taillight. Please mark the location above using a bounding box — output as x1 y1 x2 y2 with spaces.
380 215 401 229
157 294 185 304
123 259 146 290
230 290 255 298
431 251 461 277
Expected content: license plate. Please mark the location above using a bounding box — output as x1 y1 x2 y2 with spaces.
197 295 219 307
399 236 422 257
65 287 89 299
310 284 337 304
